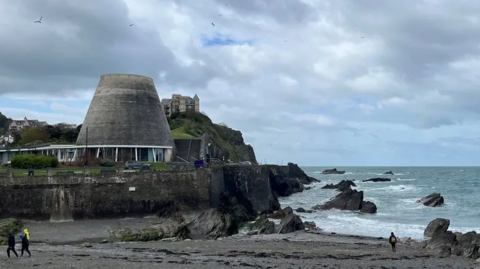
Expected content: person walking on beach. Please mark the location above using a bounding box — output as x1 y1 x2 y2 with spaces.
20 233 31 257
389 232 397 252
6 233 18 258
24 229 30 240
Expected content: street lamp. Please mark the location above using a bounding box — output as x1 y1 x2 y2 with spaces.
206 143 211 164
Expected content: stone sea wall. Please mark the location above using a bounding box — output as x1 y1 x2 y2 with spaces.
0 164 289 221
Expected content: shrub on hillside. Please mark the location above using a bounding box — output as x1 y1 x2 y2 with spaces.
10 154 59 169
100 158 115 167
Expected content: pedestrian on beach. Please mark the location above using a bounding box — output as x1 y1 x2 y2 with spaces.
24 229 30 240
6 233 18 258
389 232 397 252
20 233 31 257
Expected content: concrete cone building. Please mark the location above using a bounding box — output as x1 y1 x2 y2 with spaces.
75 74 176 162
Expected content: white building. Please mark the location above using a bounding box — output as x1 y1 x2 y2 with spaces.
0 134 14 145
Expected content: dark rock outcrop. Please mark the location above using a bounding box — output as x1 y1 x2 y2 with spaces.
418 193 444 207
268 166 304 197
312 188 377 214
452 231 480 259
188 209 237 239
277 213 305 234
427 231 457 251
268 206 293 219
362 178 391 182
304 221 318 231
321 168 345 174
359 201 377 214
218 190 257 224
287 163 320 184
322 180 356 191
384 171 394 175
248 215 275 235
424 218 450 238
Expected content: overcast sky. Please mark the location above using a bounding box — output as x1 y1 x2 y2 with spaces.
1 0 480 166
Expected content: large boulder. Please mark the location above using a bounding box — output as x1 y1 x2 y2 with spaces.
362 178 391 182
360 201 377 213
277 213 305 234
452 231 480 259
424 218 450 238
112 217 190 242
418 193 444 207
321 168 345 174
268 206 293 219
218 190 257 224
321 180 356 192
287 163 320 184
427 231 457 250
188 209 237 239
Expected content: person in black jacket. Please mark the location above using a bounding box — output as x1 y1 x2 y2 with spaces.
6 233 18 258
389 232 397 252
20 233 31 257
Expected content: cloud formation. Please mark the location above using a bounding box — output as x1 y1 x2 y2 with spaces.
1 0 479 165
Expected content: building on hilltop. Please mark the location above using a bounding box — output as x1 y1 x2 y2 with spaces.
9 117 48 133
161 94 199 118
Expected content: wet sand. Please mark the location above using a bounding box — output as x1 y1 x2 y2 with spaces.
1 219 478 269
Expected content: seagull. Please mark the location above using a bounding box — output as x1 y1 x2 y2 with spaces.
34 16 43 23
211 22 215 27
129 24 133 27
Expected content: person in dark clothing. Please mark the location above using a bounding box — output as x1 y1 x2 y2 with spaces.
6 233 18 258
389 232 397 252
20 234 31 257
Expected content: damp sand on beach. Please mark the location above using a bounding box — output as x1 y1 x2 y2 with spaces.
1 219 478 269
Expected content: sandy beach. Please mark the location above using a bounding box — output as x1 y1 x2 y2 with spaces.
1 218 477 269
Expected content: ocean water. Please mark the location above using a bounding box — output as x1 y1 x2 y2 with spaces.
280 166 480 240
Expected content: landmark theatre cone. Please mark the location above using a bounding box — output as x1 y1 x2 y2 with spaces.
76 74 176 162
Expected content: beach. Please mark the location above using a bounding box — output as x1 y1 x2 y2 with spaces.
1 219 477 269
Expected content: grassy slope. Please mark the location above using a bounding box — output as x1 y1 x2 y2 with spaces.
168 112 243 162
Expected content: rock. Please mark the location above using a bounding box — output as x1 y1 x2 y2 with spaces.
313 189 377 214
113 216 191 242
362 178 391 182
321 168 345 174
268 207 293 219
80 243 93 248
321 180 356 192
287 163 320 184
452 231 480 259
188 209 236 239
360 201 377 213
435 245 452 258
218 190 257 224
277 214 305 234
424 218 450 238
303 221 318 231
249 215 275 235
268 167 305 197
156 201 180 219
295 207 306 213
100 239 108 244
0 218 23 245
427 231 457 250
418 193 444 207
384 171 394 175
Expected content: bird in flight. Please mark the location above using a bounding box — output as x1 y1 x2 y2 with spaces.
211 22 215 27
129 24 133 27
34 16 43 23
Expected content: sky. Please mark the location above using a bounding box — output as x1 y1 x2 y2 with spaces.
1 0 480 166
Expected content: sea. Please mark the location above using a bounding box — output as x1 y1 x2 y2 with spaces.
280 166 480 240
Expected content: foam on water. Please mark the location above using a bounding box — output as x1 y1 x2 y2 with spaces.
282 166 480 240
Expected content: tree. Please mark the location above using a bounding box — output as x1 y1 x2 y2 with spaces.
20 127 50 145
0 112 12 134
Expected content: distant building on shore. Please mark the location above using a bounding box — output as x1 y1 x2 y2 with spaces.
0 133 14 145
9 117 48 133
161 94 200 118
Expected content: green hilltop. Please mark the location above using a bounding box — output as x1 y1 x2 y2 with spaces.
168 111 257 163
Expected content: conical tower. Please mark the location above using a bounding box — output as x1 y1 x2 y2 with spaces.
76 74 175 162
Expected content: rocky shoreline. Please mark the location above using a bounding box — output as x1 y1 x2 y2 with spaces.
1 218 477 268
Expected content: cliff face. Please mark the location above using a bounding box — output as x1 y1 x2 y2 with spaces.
169 111 257 163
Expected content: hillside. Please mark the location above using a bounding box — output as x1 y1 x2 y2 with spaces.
169 111 257 163
0 112 12 135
